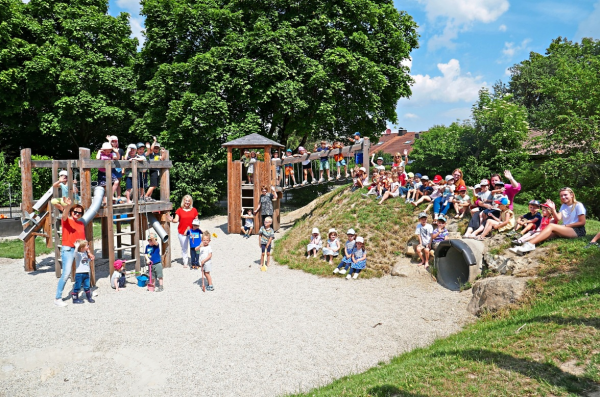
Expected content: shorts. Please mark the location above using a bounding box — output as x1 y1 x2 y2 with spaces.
261 244 272 253
572 226 586 237
336 159 346 167
202 262 213 273
149 170 159 188
302 163 311 171
285 166 293 176
319 160 329 171
151 262 163 279
97 171 117 186
417 244 431 251
243 225 252 232
125 176 143 190
354 153 363 165
114 170 123 179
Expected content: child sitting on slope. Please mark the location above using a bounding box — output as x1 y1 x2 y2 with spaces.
306 228 322 258
333 229 357 275
346 236 367 280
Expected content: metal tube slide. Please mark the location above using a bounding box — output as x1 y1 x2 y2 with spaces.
81 186 105 226
147 213 169 243
32 188 54 212
434 239 484 291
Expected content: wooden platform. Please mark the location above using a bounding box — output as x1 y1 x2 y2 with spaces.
96 201 173 217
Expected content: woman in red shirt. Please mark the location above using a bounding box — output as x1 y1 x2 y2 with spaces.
55 197 87 307
168 194 199 268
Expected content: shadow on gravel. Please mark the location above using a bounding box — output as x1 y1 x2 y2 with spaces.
368 385 430 397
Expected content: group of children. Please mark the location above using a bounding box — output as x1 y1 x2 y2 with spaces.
303 228 367 279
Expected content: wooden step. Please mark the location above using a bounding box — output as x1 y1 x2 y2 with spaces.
114 231 136 237
114 217 136 222
114 245 136 251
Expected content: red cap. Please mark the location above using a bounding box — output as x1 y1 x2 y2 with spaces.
457 185 467 192
433 175 443 183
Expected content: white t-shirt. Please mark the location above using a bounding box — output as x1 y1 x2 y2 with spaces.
244 217 254 228
415 223 434 246
390 181 401 197
248 158 256 173
75 251 90 273
199 245 213 267
110 271 121 289
375 165 385 171
560 202 586 226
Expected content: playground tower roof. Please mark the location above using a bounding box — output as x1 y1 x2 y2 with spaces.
222 133 284 148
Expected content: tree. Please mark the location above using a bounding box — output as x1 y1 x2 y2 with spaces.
0 0 138 159
135 0 419 211
507 37 600 215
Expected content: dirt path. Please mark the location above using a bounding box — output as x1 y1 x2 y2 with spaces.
0 215 473 396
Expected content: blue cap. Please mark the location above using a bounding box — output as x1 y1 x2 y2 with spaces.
354 132 361 136
415 173 422 178
286 148 292 152
494 197 510 205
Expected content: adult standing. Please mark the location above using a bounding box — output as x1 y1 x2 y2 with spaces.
54 197 87 307
107 135 124 198
490 170 520 210
511 187 586 254
168 195 198 268
254 185 278 225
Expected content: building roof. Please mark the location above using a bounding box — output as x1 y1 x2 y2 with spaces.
222 133 284 148
370 131 418 156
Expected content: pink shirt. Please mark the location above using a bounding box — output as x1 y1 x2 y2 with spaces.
98 152 116 172
504 183 521 210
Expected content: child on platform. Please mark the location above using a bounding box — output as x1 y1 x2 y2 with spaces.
314 141 332 182
333 229 356 275
111 259 126 291
346 236 367 280
96 142 120 194
415 212 433 267
306 228 322 258
322 228 340 265
282 149 298 188
247 151 258 185
51 170 80 211
186 219 203 269
258 217 275 267
72 240 95 304
199 232 214 291
299 146 317 185
241 209 254 239
145 233 164 292
333 141 348 179
241 150 251 184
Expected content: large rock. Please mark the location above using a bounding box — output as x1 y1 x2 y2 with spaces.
483 252 543 276
467 276 530 315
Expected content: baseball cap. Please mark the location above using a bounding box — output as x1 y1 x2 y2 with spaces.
354 132 361 136
356 236 364 243
541 203 551 209
437 216 447 222
474 184 481 189
286 148 292 152
457 185 467 192
407 172 414 178
377 157 383 161
418 212 428 219
298 146 306 151
528 200 541 206
192 219 201 226
346 228 356 235
359 167 366 172
59 170 68 177
136 142 145 148
480 179 489 186
312 228 319 234
433 175 443 183
415 173 422 178
127 144 137 150
421 175 429 180
494 197 510 206
445 175 453 182
494 181 505 186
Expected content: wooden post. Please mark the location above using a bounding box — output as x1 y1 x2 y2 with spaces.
253 162 262 234
362 139 370 183
79 148 95 285
105 160 115 277
159 150 171 267
226 147 234 233
21 149 36 272
52 161 61 278
132 161 140 273
262 145 272 190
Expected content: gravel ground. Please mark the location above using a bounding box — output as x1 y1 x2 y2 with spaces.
0 215 473 396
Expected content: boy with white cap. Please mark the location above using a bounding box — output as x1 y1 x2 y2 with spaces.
186 218 204 269
370 154 386 172
333 229 357 274
415 212 433 267
51 170 80 211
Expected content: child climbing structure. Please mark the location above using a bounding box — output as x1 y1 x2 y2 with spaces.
19 148 172 286
222 133 370 234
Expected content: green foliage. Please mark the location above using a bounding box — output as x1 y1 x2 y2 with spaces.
0 152 53 204
409 90 529 185
507 37 600 217
0 0 138 159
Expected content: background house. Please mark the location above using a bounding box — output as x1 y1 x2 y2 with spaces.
369 128 421 158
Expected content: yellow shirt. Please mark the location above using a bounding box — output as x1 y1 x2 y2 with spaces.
498 209 515 232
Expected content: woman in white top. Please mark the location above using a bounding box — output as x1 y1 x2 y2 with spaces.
514 187 586 253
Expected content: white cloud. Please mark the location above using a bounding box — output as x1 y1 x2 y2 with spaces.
500 39 531 62
129 16 146 47
499 24 507 32
401 58 413 69
504 67 511 77
419 0 510 50
406 59 486 104
575 0 600 41
440 107 472 119
404 113 419 119
116 0 141 13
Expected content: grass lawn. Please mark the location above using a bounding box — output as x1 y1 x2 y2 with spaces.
291 209 600 396
0 221 102 259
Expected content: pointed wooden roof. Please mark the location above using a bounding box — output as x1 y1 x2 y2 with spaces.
222 133 284 148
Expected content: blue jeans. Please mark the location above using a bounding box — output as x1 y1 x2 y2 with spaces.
56 246 75 299
190 247 199 267
399 187 409 196
73 273 90 293
337 257 352 270
433 197 451 215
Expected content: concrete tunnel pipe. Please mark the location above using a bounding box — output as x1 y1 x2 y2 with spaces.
434 239 485 291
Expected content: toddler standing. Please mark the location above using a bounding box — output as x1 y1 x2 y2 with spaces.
72 240 96 304
347 236 367 279
258 217 275 267
333 229 356 274
199 233 214 291
306 228 322 258
145 233 164 292
186 219 203 269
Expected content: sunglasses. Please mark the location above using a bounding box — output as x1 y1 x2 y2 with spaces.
73 211 83 215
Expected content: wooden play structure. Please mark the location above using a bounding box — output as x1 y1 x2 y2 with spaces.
223 133 370 234
19 148 173 285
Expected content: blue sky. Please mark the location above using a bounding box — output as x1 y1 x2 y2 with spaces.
106 0 600 133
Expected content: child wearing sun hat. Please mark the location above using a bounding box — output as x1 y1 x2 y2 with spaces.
322 228 340 265
306 227 322 258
